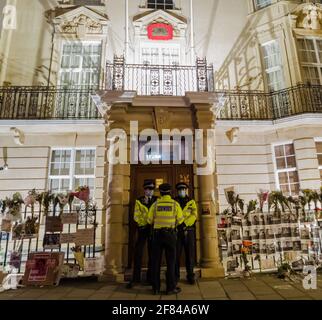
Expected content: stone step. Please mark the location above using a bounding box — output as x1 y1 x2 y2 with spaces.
124 267 201 282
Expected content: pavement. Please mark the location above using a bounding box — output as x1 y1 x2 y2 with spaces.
0 274 322 300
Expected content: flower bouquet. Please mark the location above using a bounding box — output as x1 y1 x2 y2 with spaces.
71 246 84 270
3 193 24 221
71 186 90 203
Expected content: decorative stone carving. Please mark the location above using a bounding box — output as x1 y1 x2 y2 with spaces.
60 14 103 34
153 107 169 134
293 3 322 30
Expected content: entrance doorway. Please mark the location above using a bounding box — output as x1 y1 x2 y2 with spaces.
128 164 194 269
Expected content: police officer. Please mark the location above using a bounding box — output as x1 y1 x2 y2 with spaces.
175 182 198 285
127 179 158 289
148 183 184 295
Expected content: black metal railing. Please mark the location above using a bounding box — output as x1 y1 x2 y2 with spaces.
217 84 322 120
0 86 101 120
106 56 214 96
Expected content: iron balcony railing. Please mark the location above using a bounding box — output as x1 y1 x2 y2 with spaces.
0 86 101 120
0 84 321 121
106 56 214 96
217 84 322 121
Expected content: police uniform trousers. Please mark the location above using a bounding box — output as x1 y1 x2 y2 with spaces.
132 225 152 283
151 229 177 292
175 226 196 283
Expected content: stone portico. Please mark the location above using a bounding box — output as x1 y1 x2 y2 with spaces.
94 91 225 281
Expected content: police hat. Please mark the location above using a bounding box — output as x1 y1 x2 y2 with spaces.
143 179 155 189
176 182 189 190
159 183 172 193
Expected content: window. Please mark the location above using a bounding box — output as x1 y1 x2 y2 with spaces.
297 38 322 85
262 40 285 91
147 0 174 10
59 42 102 87
316 141 322 182
254 0 272 10
141 46 180 65
273 143 300 196
49 148 96 194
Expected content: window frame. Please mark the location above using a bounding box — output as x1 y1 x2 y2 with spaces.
296 37 322 85
147 0 175 10
48 147 96 194
254 0 272 11
272 141 300 196
261 39 285 92
58 40 102 88
314 138 322 181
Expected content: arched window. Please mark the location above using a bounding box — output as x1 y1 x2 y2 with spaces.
147 0 174 10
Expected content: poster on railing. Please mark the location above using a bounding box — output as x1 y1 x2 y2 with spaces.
22 252 65 286
83 256 104 275
43 234 60 249
60 233 77 244
221 214 322 275
75 228 95 246
45 216 63 233
61 212 78 225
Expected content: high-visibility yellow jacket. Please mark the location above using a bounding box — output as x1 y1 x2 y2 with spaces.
181 199 198 227
147 195 184 229
134 196 158 227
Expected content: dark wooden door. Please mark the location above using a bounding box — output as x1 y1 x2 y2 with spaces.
128 164 194 268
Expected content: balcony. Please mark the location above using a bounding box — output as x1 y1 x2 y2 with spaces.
106 56 214 96
0 83 321 122
0 86 100 120
217 84 322 121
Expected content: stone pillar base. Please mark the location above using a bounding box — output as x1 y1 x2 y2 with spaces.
200 266 225 279
102 271 125 283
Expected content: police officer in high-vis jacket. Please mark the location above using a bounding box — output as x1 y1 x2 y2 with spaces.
175 182 198 285
147 183 184 295
127 179 158 289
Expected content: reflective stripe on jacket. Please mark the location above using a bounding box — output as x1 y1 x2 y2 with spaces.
182 199 198 227
147 195 184 229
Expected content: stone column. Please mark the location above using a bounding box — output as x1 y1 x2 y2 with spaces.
194 104 225 278
102 105 129 282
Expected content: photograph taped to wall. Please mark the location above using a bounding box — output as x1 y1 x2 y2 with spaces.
243 227 251 240
1 219 12 232
300 226 310 239
43 234 60 249
252 241 260 254
251 213 260 226
265 226 275 239
259 228 266 240
291 226 300 238
293 240 302 251
230 229 241 241
259 241 267 254
266 241 276 254
265 214 274 225
243 215 252 227
227 259 239 272
281 226 292 238
282 240 293 251
261 257 276 270
232 216 242 226
251 226 259 240
232 243 242 255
